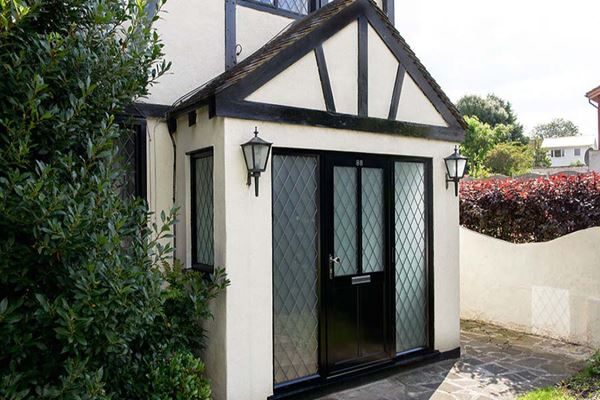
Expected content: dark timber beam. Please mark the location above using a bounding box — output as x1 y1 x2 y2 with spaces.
214 98 465 142
383 0 395 25
314 46 336 113
358 15 368 117
388 64 405 120
225 0 236 70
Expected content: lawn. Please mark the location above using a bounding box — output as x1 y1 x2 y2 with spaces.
519 351 599 399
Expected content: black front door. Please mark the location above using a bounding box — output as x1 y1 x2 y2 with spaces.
324 154 391 374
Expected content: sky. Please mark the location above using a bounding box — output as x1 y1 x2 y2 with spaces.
395 0 600 136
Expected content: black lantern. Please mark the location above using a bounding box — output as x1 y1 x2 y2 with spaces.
241 127 272 197
444 145 468 196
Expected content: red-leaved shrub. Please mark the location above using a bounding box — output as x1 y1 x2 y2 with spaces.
459 172 600 243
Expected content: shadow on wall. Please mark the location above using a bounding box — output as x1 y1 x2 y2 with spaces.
459 226 600 348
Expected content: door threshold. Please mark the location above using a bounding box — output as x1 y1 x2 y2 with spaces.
269 347 460 400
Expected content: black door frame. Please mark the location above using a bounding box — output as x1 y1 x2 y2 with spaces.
322 152 393 375
271 147 435 396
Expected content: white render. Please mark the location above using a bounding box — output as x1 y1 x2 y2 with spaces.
246 52 326 110
322 20 359 115
396 73 448 127
542 135 598 167
145 0 225 105
236 6 294 62
367 24 398 119
460 226 600 347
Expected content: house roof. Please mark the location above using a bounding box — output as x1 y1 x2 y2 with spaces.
586 84 600 100
541 135 597 149
169 0 466 129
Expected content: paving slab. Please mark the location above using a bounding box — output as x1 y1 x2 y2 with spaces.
313 321 594 400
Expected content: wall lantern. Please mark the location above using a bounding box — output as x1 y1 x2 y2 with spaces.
444 145 468 196
241 127 273 197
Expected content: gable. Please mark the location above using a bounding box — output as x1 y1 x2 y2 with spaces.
169 0 465 142
243 17 452 128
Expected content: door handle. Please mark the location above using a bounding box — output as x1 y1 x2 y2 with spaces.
329 255 340 279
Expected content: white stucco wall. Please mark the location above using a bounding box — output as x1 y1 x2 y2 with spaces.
146 118 174 229
236 5 294 61
216 118 461 399
396 74 448 127
460 226 600 347
145 0 224 105
322 20 358 115
170 108 228 400
367 24 398 119
246 51 325 110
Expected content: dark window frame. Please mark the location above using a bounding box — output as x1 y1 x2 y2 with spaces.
116 117 147 200
551 149 564 158
237 0 319 19
190 147 215 273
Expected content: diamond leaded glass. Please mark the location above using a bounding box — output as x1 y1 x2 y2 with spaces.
278 0 309 14
361 168 384 273
334 166 358 276
116 126 138 199
272 154 319 385
193 154 214 266
394 161 428 353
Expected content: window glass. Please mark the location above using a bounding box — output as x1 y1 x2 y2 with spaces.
191 150 214 270
574 148 581 156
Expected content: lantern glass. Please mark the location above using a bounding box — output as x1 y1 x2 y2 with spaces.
253 142 271 172
242 144 254 171
455 158 467 179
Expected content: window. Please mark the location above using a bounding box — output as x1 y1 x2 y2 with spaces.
117 122 146 200
242 0 312 16
574 148 581 156
551 149 564 158
191 149 214 272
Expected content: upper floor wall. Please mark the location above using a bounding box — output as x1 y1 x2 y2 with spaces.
144 0 393 106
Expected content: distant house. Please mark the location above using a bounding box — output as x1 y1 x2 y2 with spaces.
541 136 598 167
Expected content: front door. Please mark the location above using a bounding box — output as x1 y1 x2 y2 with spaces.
324 154 391 374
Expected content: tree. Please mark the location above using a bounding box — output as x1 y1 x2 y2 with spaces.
0 0 225 398
461 116 524 177
530 136 551 168
484 143 533 176
457 94 526 143
531 118 580 138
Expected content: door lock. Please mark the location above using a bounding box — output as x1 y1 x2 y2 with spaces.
328 255 340 279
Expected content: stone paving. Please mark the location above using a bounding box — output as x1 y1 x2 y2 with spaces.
314 320 595 400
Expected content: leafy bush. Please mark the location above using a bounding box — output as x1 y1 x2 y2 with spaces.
150 351 211 400
460 173 600 243
0 0 227 398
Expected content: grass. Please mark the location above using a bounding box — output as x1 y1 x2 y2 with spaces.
518 351 600 399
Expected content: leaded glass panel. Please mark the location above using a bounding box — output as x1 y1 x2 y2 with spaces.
394 161 428 353
272 154 319 384
361 168 384 273
333 166 358 276
193 154 214 267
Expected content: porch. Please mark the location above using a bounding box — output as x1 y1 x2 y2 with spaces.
310 320 594 400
